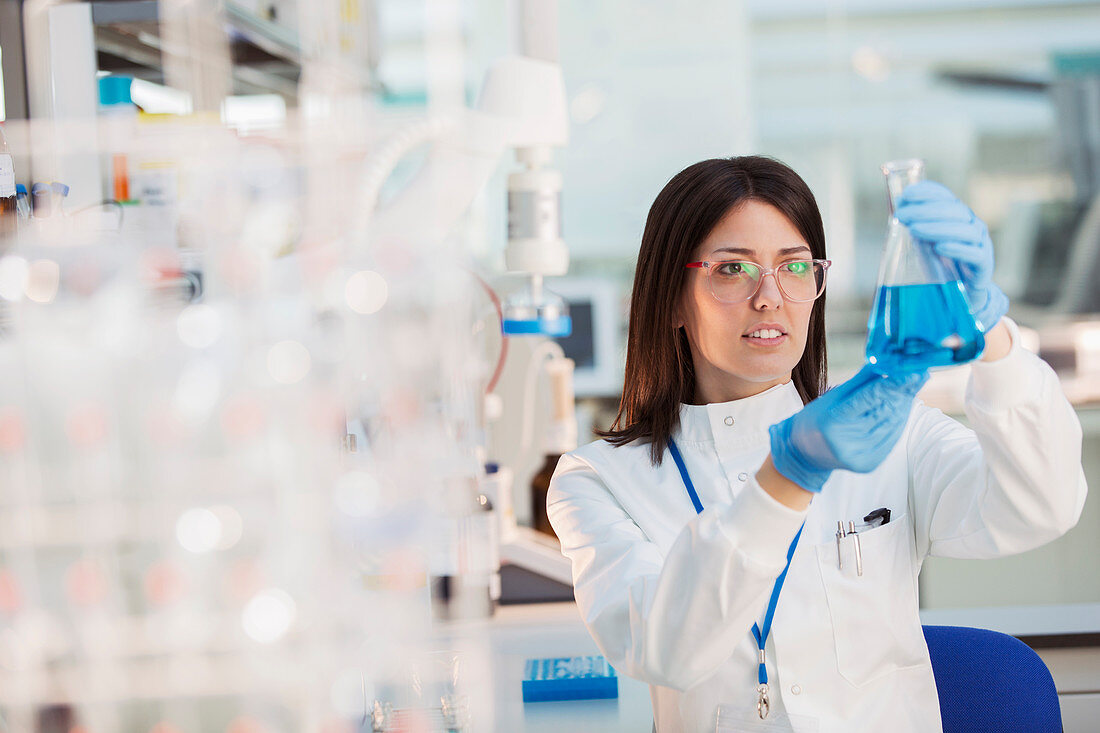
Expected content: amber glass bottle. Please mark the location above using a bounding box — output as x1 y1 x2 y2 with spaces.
530 357 576 539
531 452 562 537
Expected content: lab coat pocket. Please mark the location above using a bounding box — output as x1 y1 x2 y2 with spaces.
814 515 927 688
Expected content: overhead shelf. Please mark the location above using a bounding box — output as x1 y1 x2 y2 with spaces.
91 0 302 100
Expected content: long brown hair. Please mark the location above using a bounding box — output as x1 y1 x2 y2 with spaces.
598 156 829 465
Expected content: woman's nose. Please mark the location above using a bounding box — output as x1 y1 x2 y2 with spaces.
752 271 783 309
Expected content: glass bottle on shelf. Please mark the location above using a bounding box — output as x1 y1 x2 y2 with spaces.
530 357 576 539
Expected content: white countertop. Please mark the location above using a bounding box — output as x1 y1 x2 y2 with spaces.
463 599 1100 730
918 603 1100 638
467 601 654 731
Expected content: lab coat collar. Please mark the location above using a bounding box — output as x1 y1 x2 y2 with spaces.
675 380 804 451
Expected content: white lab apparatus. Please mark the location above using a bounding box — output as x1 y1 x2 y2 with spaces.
0 0 574 730
0 110 518 729
0 115 425 732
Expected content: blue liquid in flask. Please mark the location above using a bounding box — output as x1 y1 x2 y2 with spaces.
866 282 985 374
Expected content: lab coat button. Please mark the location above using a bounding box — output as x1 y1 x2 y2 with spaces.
791 685 802 695
724 416 735 426
737 472 748 482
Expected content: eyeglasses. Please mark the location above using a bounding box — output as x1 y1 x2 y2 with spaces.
684 259 832 304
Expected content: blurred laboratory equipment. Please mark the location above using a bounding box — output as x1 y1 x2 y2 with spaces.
548 275 625 399
947 51 1100 319
0 125 15 243
97 75 137 205
498 0 571 342
344 0 576 607
486 335 576 597
530 356 576 538
0 114 401 732
500 156 571 338
29 181 51 218
867 159 985 373
1032 51 1100 317
501 276 571 338
0 0 594 727
22 1 103 212
15 184 31 221
0 0 576 731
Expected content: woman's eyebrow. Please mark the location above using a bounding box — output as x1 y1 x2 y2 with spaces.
709 245 812 257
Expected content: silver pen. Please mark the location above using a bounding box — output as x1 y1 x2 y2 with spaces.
848 520 863 577
835 521 845 570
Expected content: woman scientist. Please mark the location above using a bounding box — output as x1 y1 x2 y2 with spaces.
546 156 1086 733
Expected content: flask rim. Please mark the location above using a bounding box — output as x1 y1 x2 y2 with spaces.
881 158 925 176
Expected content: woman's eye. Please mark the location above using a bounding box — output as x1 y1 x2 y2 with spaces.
785 261 809 275
717 262 755 277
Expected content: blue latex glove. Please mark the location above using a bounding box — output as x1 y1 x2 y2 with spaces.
768 366 929 493
895 180 1009 332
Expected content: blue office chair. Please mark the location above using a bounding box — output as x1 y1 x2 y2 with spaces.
922 625 1062 733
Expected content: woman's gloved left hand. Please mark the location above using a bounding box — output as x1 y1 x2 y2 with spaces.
768 365 929 493
895 180 1009 332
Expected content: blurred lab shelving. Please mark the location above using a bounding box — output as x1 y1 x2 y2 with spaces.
91 1 304 101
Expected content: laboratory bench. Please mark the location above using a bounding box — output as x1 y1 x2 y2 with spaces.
474 601 653 732
474 600 1100 732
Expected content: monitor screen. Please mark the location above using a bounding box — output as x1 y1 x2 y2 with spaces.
556 301 595 370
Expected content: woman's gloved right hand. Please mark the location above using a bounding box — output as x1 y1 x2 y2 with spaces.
768 365 929 493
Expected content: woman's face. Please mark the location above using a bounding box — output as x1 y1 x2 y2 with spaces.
679 199 817 403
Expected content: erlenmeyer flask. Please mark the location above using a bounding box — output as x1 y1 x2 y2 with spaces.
866 159 984 373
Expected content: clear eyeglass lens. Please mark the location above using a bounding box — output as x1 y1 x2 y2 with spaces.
709 261 824 303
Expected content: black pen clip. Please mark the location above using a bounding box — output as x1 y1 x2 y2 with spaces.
863 507 891 527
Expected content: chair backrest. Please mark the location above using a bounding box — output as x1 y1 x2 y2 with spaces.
922 625 1062 733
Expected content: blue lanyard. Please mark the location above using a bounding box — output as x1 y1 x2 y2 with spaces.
667 438 803 693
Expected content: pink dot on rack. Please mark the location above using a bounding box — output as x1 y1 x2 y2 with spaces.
383 549 428 593
318 720 354 733
149 723 183 733
65 404 109 449
227 559 263 602
144 399 182 440
139 247 182 282
0 569 21 613
376 241 414 272
68 258 102 297
220 395 265 440
383 387 421 427
220 250 261 292
307 390 344 434
298 239 339 284
64 559 108 607
0 408 25 453
393 708 432 733
144 561 186 606
226 716 266 733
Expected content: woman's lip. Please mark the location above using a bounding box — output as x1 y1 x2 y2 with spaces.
743 324 787 336
742 333 788 346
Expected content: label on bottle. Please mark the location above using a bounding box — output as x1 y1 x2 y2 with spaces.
0 155 14 197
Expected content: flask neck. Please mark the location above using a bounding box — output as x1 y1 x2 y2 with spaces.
881 159 924 215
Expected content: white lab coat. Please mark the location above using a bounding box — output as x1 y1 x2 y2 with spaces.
546 318 1087 733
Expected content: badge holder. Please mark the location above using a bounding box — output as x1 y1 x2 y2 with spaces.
715 701 819 733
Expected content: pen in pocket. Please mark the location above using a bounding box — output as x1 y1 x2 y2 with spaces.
834 508 890 575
